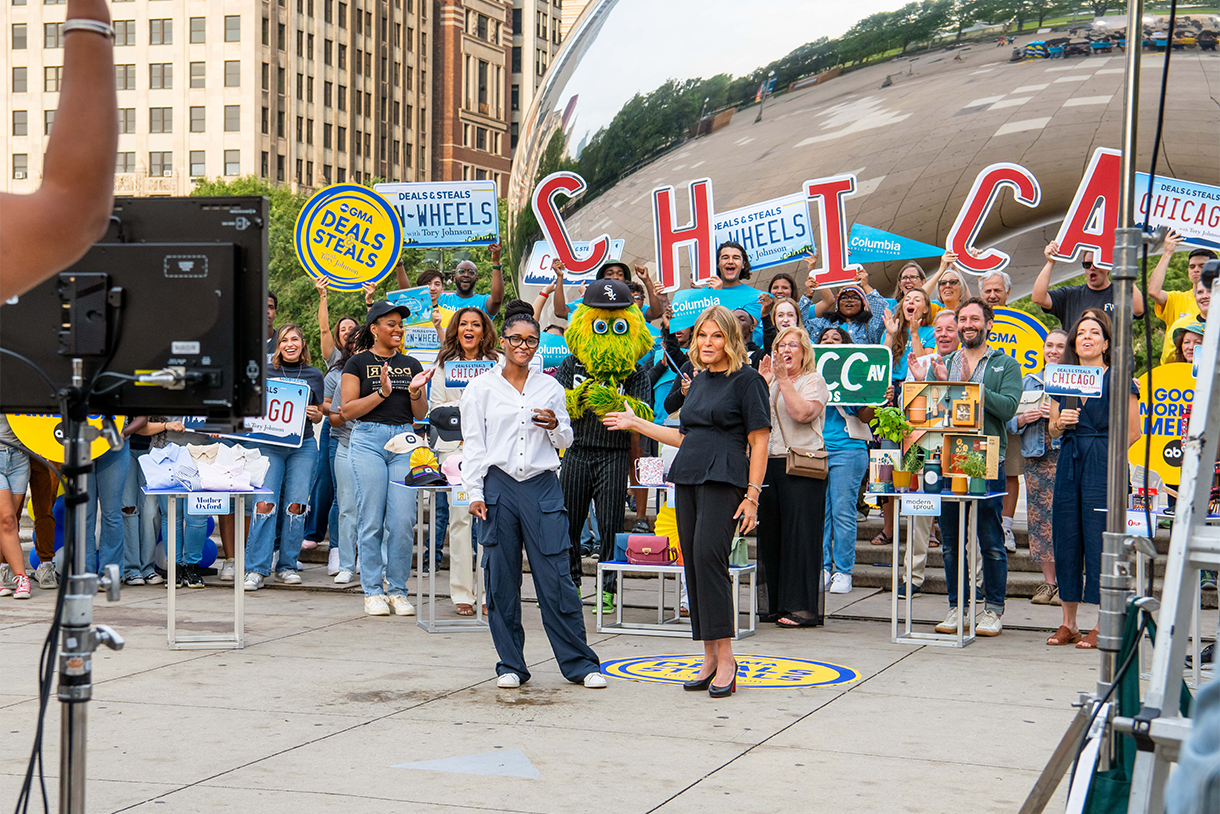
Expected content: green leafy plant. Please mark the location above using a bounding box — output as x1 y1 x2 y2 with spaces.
869 406 913 444
900 444 925 474
959 451 987 479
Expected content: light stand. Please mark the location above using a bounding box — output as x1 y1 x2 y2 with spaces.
56 359 125 814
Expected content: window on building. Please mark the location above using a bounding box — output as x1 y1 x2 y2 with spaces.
44 22 64 48
12 110 27 137
277 22 285 50
511 46 521 73
224 149 240 176
355 48 362 75
339 43 347 69
337 125 346 149
308 33 314 60
307 160 313 183
296 72 304 100
324 0 332 23
262 17 269 45
116 64 136 90
379 134 386 161
296 158 303 183
420 30 426 50
225 15 240 42
536 48 547 76
277 154 285 182
510 121 518 149
406 66 413 90
475 168 488 181
190 150 206 177
150 107 172 133
44 66 62 93
13 153 28 180
150 63 172 89
12 23 27 49
477 13 488 40
324 39 333 65
406 26 413 51
189 106 205 132
478 60 488 107
183 62 202 89
223 61 240 87
392 139 399 164
476 126 487 151
261 151 268 177
277 66 285 94
119 108 135 134
511 8 521 33
114 20 135 46
115 152 135 174
307 76 314 102
354 131 361 156
322 163 332 183
277 110 284 137
297 30 303 56
225 105 240 131
511 84 519 111
364 132 370 155
338 84 346 110
261 106 269 134
306 118 314 144
337 167 346 183
393 100 400 122
296 116 303 142
338 2 347 28
324 123 332 148
324 81 332 106
190 17 205 43
150 151 173 177
365 52 371 75
149 18 172 45
12 67 27 93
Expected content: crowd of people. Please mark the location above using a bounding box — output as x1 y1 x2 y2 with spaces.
1 232 1216 672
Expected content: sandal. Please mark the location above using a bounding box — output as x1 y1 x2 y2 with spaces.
1046 625 1081 646
1076 627 1099 649
929 537 941 549
870 531 892 547
776 613 819 628
455 603 474 617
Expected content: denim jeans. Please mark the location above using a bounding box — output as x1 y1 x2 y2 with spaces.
247 442 317 576
348 420 417 597
823 447 868 575
304 421 333 542
331 441 358 573
86 439 130 575
122 446 160 579
940 461 1008 615
580 502 600 549
158 495 211 565
326 433 340 549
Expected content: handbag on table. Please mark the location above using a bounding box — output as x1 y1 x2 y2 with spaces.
625 535 677 565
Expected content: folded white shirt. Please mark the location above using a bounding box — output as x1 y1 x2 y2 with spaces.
139 453 176 490
172 459 202 492
198 463 252 492
187 443 220 464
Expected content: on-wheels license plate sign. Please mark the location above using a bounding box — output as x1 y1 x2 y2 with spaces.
221 378 309 447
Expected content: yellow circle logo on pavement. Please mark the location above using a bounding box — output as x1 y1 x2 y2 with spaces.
295 184 403 291
7 414 126 463
600 655 859 688
1130 362 1194 487
990 307 1049 374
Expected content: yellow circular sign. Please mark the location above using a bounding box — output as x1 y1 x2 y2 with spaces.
600 655 859 688
989 307 1048 374
7 414 127 463
1129 362 1195 487
295 184 403 291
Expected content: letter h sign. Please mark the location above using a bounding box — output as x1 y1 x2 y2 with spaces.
652 178 715 291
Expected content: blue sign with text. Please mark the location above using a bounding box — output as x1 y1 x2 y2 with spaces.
375 181 499 247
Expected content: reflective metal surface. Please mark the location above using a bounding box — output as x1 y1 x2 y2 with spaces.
508 0 1220 295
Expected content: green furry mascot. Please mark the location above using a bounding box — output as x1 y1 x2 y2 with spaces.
562 277 655 422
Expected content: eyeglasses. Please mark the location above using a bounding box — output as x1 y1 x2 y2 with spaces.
1081 262 1095 269
504 335 540 349
776 342 802 350
900 275 922 283
939 280 960 287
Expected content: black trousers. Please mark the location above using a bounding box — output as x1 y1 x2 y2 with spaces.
675 480 744 642
560 445 631 593
479 467 600 684
757 458 826 623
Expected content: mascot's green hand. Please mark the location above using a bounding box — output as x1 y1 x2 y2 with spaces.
622 395 654 423
565 381 590 420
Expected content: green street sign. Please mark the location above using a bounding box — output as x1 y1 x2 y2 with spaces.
810 345 892 406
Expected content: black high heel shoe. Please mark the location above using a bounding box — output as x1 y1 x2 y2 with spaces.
709 661 737 698
682 668 717 691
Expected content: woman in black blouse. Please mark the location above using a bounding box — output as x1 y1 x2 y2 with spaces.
605 305 770 697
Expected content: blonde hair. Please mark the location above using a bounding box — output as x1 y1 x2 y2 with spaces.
271 323 312 368
771 326 817 376
690 305 749 374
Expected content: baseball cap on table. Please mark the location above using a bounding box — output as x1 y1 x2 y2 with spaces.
583 278 633 310
440 453 463 486
595 260 632 282
406 447 448 486
428 405 462 442
366 299 411 324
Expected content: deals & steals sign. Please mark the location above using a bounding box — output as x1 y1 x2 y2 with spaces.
1042 364 1106 398
375 180 499 247
295 184 403 291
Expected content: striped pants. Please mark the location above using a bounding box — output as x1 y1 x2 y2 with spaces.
560 445 631 593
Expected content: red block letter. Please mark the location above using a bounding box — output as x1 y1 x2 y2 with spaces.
531 171 611 276
946 162 1041 275
804 175 861 288
652 178 715 291
1053 148 1122 269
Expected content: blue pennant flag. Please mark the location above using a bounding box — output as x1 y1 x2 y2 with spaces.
847 224 944 265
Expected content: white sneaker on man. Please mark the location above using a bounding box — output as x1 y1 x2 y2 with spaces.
388 595 415 616
327 547 340 576
583 673 607 689
829 573 852 594
334 569 355 585
276 570 302 585
243 572 265 591
1003 527 1016 553
219 559 235 582
934 607 967 634
34 562 59 589
497 673 521 688
975 609 1003 636
364 594 391 616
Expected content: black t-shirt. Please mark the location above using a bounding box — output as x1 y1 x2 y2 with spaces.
1046 284 1114 331
668 365 771 488
268 362 326 440
341 350 422 426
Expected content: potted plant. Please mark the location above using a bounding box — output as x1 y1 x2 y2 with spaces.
960 451 988 495
893 443 925 492
947 452 970 494
869 407 913 487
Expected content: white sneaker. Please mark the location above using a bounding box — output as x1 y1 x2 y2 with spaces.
327 547 340 576
276 570 302 585
219 559 235 582
388 595 415 616
34 562 59 589
975 609 1003 637
583 673 607 689
364 594 391 616
243 572 265 591
0 564 14 590
145 572 164 585
1003 526 1016 553
497 673 521 688
934 607 966 634
822 570 832 590
301 539 318 550
829 573 852 594
334 569 355 585
125 576 146 586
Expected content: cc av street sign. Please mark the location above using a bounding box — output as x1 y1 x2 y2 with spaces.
810 345 892 406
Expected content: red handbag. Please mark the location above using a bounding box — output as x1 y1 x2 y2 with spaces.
625 535 676 565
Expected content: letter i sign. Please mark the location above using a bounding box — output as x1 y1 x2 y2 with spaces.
804 175 861 288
